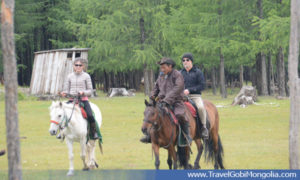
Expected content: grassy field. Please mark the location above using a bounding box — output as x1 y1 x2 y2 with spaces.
0 89 292 174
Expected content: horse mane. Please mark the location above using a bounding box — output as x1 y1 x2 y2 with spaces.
62 102 81 112
155 103 172 125
49 101 80 113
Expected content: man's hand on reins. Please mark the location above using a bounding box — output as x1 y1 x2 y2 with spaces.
160 101 169 108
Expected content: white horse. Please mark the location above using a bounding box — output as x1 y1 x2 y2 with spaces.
49 101 102 176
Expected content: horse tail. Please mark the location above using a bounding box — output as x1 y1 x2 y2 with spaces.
204 134 224 169
98 140 103 154
177 145 190 168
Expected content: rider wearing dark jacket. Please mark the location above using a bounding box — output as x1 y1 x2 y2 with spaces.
181 53 208 139
140 57 192 144
181 66 205 94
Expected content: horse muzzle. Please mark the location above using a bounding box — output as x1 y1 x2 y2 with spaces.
141 127 147 134
49 129 57 136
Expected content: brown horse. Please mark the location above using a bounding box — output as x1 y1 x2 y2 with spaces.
141 99 224 170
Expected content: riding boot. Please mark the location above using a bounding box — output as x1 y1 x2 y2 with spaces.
182 121 192 145
90 122 99 140
140 134 151 143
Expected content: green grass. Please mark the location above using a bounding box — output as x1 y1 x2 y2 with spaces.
0 89 292 173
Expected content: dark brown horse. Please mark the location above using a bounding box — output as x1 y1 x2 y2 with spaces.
141 99 224 170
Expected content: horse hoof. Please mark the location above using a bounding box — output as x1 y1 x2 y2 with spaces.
193 165 200 169
82 167 89 171
66 170 74 176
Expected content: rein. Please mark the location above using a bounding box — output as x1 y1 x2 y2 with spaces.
50 111 68 130
144 105 175 149
50 97 79 130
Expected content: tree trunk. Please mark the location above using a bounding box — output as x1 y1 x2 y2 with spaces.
260 53 268 95
285 64 290 96
219 49 227 98
239 65 244 88
256 53 268 96
1 0 22 179
140 17 154 96
251 66 256 87
255 0 268 96
267 53 275 95
211 67 217 95
288 0 300 169
277 46 287 97
103 71 109 92
143 66 154 96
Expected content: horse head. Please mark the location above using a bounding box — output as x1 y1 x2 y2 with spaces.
141 99 161 135
49 101 65 136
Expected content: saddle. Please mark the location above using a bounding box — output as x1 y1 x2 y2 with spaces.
184 101 197 118
164 107 178 125
80 106 88 119
163 101 198 125
67 100 88 119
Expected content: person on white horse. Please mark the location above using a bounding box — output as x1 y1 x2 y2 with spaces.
60 58 98 140
180 53 209 140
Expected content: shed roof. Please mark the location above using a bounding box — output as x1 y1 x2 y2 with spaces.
34 48 90 54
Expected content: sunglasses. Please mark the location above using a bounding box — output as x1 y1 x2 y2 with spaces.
182 59 190 62
75 64 83 67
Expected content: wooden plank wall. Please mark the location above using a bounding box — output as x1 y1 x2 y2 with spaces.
30 50 88 95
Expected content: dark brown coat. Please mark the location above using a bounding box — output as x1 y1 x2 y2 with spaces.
151 69 186 118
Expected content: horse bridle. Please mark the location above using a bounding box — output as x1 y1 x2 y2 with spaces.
50 110 68 131
50 101 76 131
143 107 174 148
143 114 162 132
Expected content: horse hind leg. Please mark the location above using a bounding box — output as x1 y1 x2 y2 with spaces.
193 139 203 169
168 146 178 170
87 140 97 169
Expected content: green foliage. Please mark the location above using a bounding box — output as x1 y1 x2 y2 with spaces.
12 0 292 80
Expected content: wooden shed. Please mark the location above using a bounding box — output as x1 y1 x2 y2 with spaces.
30 48 90 95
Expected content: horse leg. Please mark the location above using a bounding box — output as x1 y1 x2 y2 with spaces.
152 143 160 170
80 139 89 171
169 146 177 170
167 150 172 170
193 139 203 169
66 139 74 176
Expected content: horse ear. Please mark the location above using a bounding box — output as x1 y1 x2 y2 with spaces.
145 99 149 106
59 101 62 107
